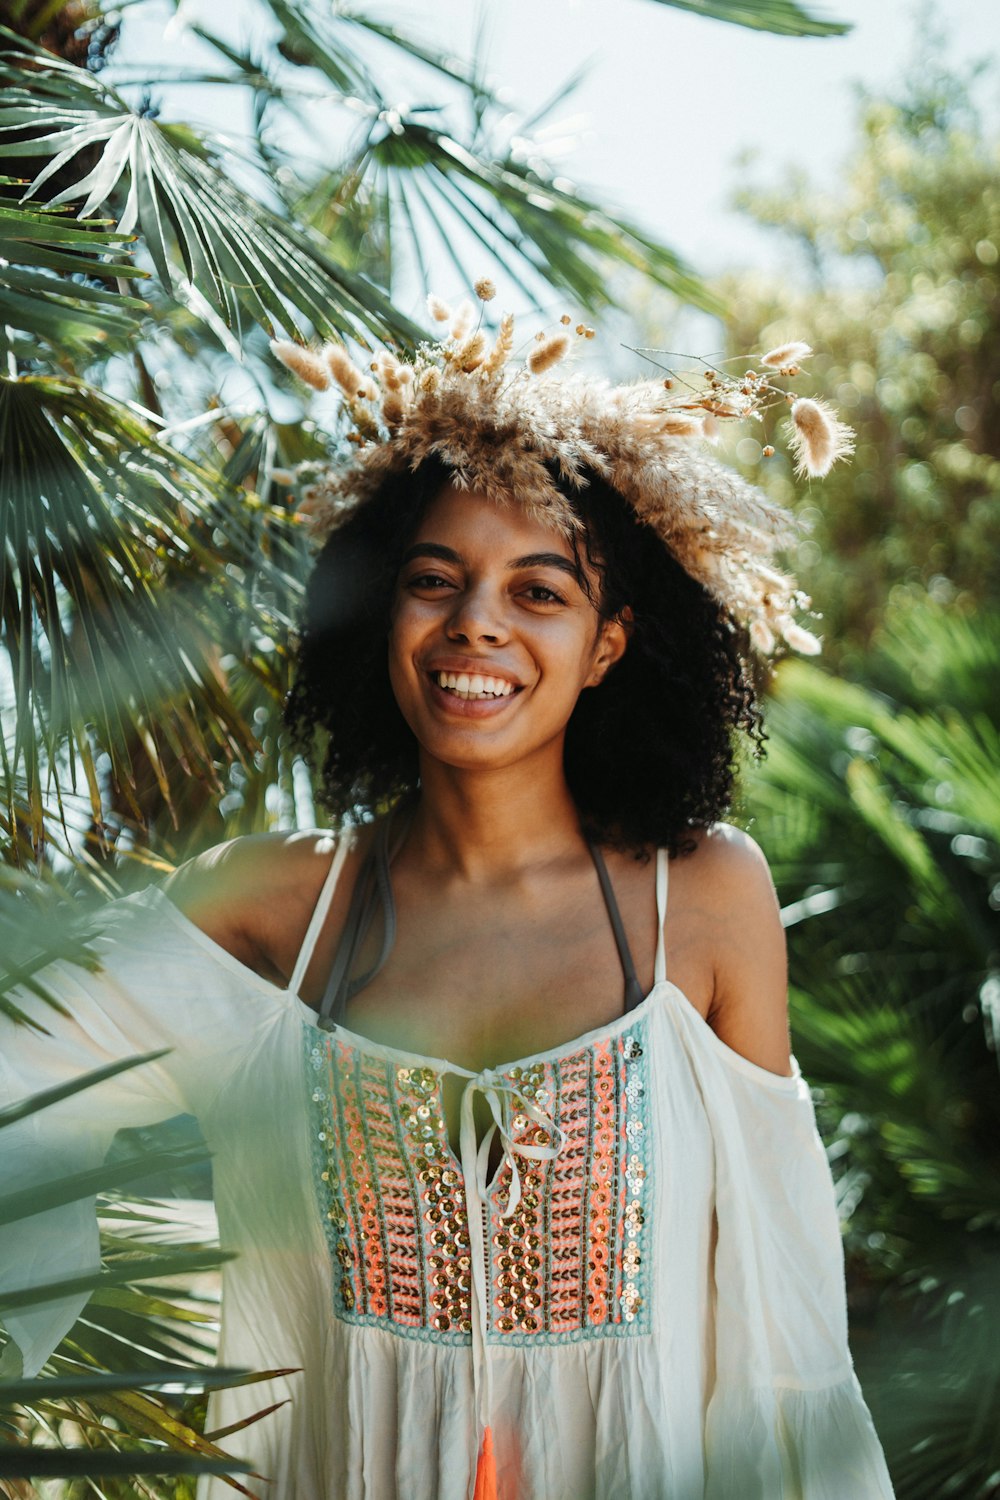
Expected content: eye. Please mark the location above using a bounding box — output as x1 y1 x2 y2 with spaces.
405 571 455 591
520 582 568 605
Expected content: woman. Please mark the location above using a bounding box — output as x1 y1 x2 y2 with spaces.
0 294 893 1499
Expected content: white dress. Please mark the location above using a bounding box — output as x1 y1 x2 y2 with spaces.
0 843 895 1499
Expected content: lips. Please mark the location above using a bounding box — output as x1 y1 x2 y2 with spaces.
424 667 524 719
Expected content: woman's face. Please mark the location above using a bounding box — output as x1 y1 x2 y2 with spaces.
388 482 627 777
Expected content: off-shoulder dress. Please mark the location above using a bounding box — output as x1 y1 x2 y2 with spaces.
0 836 895 1499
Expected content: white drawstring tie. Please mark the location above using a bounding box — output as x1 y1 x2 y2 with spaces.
457 1068 564 1444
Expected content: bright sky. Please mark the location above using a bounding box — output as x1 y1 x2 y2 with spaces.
421 0 1000 275
115 0 1000 306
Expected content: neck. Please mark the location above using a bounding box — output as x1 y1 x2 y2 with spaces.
405 751 587 882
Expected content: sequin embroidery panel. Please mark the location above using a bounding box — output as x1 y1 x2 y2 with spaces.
305 1019 652 1346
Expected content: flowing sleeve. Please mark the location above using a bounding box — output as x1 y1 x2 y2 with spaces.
0 887 255 1378
666 998 896 1499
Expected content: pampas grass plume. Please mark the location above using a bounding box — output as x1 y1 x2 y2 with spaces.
659 413 703 437
450 300 474 340
761 341 813 370
455 330 487 371
381 392 405 428
527 333 570 375
427 294 451 322
326 345 370 398
628 412 702 439
484 313 514 375
270 340 330 391
789 397 854 477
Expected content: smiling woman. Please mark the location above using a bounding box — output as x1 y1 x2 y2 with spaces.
286 454 761 857
0 292 894 1500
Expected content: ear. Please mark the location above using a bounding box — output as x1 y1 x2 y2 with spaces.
585 609 631 688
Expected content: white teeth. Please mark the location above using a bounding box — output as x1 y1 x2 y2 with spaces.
433 670 516 700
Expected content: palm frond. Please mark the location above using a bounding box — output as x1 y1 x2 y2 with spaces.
336 114 720 313
0 30 424 346
0 372 304 843
648 0 850 37
0 178 146 356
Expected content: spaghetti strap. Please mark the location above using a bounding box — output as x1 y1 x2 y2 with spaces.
653 847 669 986
586 840 645 1014
287 836 352 998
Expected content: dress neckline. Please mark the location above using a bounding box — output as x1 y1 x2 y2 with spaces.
138 882 802 1094
296 976 671 1077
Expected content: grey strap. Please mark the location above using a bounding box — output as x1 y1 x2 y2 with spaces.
319 821 644 1024
586 841 645 1013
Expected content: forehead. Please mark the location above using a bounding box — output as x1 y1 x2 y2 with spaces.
409 481 578 563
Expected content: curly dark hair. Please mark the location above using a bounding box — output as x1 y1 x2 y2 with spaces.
284 456 767 855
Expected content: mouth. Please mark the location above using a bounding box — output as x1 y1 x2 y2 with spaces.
428 669 521 702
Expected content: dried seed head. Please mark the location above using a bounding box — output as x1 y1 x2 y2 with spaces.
326 344 369 399
270 340 331 391
527 333 570 375
484 312 514 375
454 329 487 371
427 294 451 322
750 619 776 654
761 341 813 370
560 314 572 326
781 620 823 655
381 392 405 428
474 277 496 302
449 300 475 340
762 444 775 458
788 397 855 477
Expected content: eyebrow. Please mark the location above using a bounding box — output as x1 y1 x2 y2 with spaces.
401 543 581 580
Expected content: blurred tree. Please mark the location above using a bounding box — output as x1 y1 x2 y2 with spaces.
723 39 1000 667
742 594 1000 1498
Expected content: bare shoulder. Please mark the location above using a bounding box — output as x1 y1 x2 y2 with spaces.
679 822 793 1079
163 830 345 981
681 820 774 883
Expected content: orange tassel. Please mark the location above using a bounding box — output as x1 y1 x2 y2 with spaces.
473 1425 498 1500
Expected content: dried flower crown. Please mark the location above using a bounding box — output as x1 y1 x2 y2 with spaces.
271 282 853 656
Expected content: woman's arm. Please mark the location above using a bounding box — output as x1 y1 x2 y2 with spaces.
695 824 794 1079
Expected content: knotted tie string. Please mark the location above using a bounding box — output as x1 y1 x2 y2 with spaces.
457 1068 565 1470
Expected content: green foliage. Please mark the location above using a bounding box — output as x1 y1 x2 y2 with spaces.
745 597 1000 1497
647 0 849 34
0 1054 263 1492
725 44 1000 659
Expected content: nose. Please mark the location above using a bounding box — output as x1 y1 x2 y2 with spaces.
445 580 508 645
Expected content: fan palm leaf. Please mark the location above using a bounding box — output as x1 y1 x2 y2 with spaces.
0 30 424 346
0 179 146 356
0 371 308 843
